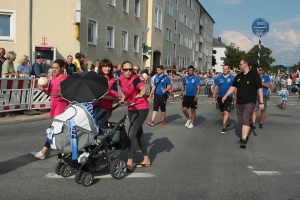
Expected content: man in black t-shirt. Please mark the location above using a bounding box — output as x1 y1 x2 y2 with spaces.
222 59 264 149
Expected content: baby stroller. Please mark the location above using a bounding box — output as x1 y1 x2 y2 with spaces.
49 103 134 187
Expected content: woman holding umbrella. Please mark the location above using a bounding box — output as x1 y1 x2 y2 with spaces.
119 61 151 171
31 59 69 159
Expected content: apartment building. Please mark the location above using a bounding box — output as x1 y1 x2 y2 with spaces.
0 0 147 68
146 0 215 70
0 0 214 71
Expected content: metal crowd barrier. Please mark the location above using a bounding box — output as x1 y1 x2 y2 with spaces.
0 76 183 113
0 77 50 113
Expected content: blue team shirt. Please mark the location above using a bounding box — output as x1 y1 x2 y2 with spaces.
216 73 235 97
281 89 288 100
154 74 171 95
258 74 270 96
182 75 201 96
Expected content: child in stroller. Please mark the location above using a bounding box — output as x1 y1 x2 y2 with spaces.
48 102 133 187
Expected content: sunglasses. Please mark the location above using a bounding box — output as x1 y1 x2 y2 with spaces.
259 69 263 71
123 68 133 72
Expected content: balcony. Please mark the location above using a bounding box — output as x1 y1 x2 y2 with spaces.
199 36 203 43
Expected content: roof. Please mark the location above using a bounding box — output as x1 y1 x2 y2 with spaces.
213 38 227 47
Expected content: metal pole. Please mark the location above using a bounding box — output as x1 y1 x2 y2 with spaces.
28 0 32 63
257 37 261 71
141 33 144 70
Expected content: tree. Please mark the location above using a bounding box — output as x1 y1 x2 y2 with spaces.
246 45 276 71
293 61 300 72
221 43 246 69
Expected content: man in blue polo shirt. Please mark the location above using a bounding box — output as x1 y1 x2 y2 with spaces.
212 65 235 134
251 66 270 129
32 55 47 78
180 66 201 129
148 65 172 126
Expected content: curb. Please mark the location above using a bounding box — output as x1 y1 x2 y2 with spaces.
0 113 50 126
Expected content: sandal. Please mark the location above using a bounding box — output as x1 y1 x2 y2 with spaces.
127 165 135 172
136 163 151 168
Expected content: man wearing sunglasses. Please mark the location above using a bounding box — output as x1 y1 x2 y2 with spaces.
251 67 270 129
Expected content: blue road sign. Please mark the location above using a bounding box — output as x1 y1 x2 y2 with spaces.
252 18 269 37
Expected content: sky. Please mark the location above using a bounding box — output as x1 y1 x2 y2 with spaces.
200 0 300 66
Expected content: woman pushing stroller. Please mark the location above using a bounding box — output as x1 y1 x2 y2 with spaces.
31 59 118 160
119 61 151 171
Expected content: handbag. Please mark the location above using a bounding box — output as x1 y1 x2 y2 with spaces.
101 122 130 150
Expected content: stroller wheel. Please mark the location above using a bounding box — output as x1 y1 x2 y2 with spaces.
75 171 83 184
110 158 127 179
59 164 73 178
55 162 64 175
80 172 94 187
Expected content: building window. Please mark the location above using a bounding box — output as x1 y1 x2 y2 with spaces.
121 31 128 51
165 53 171 66
191 0 194 10
189 19 193 29
134 0 140 18
134 35 139 53
0 10 16 42
175 20 177 34
123 0 129 13
154 7 162 30
87 19 98 46
107 26 114 48
175 0 178 10
107 0 115 6
167 1 173 16
166 27 172 41
179 34 183 45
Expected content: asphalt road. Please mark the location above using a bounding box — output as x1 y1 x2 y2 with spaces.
1 91 300 200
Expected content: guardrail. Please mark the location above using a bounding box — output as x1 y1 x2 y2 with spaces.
0 77 183 113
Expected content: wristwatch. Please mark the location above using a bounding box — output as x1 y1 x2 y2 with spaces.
196 95 199 97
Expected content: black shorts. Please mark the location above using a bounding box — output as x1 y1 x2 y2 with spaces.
217 97 232 112
153 94 168 112
182 96 197 109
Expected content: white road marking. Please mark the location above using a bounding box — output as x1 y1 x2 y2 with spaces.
253 171 283 176
169 102 179 103
45 172 156 179
247 166 255 169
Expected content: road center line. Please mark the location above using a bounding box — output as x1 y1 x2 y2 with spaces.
253 171 283 176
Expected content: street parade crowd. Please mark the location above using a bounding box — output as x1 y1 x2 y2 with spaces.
1 47 300 171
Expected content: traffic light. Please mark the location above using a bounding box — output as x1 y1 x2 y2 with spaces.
143 54 149 61
142 43 152 61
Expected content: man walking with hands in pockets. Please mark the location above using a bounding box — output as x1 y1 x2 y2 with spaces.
222 59 264 148
180 66 201 129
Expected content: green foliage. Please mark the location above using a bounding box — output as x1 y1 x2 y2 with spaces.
293 61 300 72
221 43 246 69
246 45 276 71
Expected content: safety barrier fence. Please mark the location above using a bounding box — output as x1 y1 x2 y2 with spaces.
0 77 183 113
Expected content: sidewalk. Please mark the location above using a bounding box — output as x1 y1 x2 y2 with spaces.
0 110 50 126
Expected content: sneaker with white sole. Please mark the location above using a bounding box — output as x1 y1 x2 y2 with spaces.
221 128 226 134
31 151 45 160
185 119 191 127
187 123 193 129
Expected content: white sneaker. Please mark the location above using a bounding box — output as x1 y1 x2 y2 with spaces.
31 151 45 160
185 119 191 126
187 123 193 129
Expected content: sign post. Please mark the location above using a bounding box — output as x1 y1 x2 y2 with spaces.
252 18 269 70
